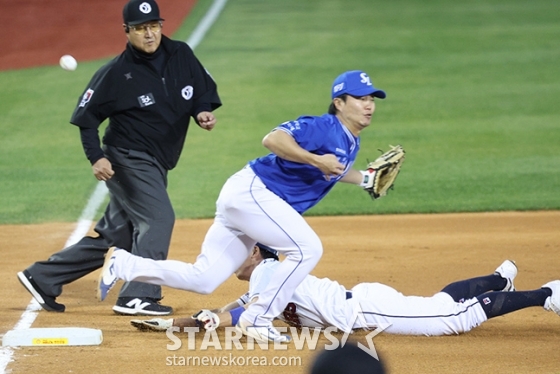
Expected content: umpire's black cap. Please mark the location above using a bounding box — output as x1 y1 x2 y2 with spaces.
123 0 165 26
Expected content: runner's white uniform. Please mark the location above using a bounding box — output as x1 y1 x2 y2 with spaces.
237 259 488 336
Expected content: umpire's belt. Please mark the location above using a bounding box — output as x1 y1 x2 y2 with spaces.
345 291 352 299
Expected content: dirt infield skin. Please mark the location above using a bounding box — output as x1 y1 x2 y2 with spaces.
3 1 560 373
2 212 560 373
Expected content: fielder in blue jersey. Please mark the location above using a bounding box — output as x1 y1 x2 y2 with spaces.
98 70 389 343
250 113 362 214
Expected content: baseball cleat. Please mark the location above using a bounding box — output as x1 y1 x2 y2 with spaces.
236 318 291 344
494 260 517 292
17 270 65 312
542 280 560 316
97 246 119 301
130 318 173 331
113 297 173 315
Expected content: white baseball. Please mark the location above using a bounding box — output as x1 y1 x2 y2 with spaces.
59 55 78 71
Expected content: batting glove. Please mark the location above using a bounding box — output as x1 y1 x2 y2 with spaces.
192 309 221 331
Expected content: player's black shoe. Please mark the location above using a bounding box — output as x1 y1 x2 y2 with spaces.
17 270 65 312
112 297 173 316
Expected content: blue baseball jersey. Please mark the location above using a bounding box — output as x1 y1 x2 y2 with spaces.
249 114 360 214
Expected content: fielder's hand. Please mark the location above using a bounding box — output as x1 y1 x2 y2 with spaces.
192 309 221 331
315 154 345 181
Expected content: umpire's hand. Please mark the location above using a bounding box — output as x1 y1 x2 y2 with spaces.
92 157 115 181
197 111 216 131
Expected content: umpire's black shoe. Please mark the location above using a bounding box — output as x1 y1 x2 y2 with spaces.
17 270 65 312
112 297 173 316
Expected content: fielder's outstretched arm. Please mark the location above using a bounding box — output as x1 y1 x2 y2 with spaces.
339 169 364 184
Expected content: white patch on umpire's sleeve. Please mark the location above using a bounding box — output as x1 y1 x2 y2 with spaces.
79 88 94 107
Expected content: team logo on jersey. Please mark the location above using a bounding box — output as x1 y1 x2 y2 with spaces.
181 85 193 100
138 93 155 107
79 88 94 108
139 2 152 14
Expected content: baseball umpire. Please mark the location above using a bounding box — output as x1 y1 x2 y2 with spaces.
17 0 221 316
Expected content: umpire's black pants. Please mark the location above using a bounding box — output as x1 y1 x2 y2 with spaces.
26 145 175 300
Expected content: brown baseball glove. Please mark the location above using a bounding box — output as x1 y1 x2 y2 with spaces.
361 145 405 199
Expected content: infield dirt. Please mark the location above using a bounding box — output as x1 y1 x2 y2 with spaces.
2 212 560 373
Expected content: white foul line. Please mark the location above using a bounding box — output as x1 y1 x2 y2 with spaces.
186 0 228 48
64 182 109 248
0 0 227 371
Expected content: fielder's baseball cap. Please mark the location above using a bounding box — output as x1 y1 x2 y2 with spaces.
123 0 164 26
256 243 279 257
331 70 386 100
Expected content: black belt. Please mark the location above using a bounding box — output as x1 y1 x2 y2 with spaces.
345 291 352 299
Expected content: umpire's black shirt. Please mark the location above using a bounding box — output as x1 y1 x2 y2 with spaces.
71 35 221 170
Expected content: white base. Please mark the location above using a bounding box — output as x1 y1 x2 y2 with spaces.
2 327 103 347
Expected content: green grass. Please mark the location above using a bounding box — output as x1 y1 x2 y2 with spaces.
1 0 559 224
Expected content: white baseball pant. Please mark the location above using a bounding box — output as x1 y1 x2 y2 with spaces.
348 282 488 335
112 166 323 327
